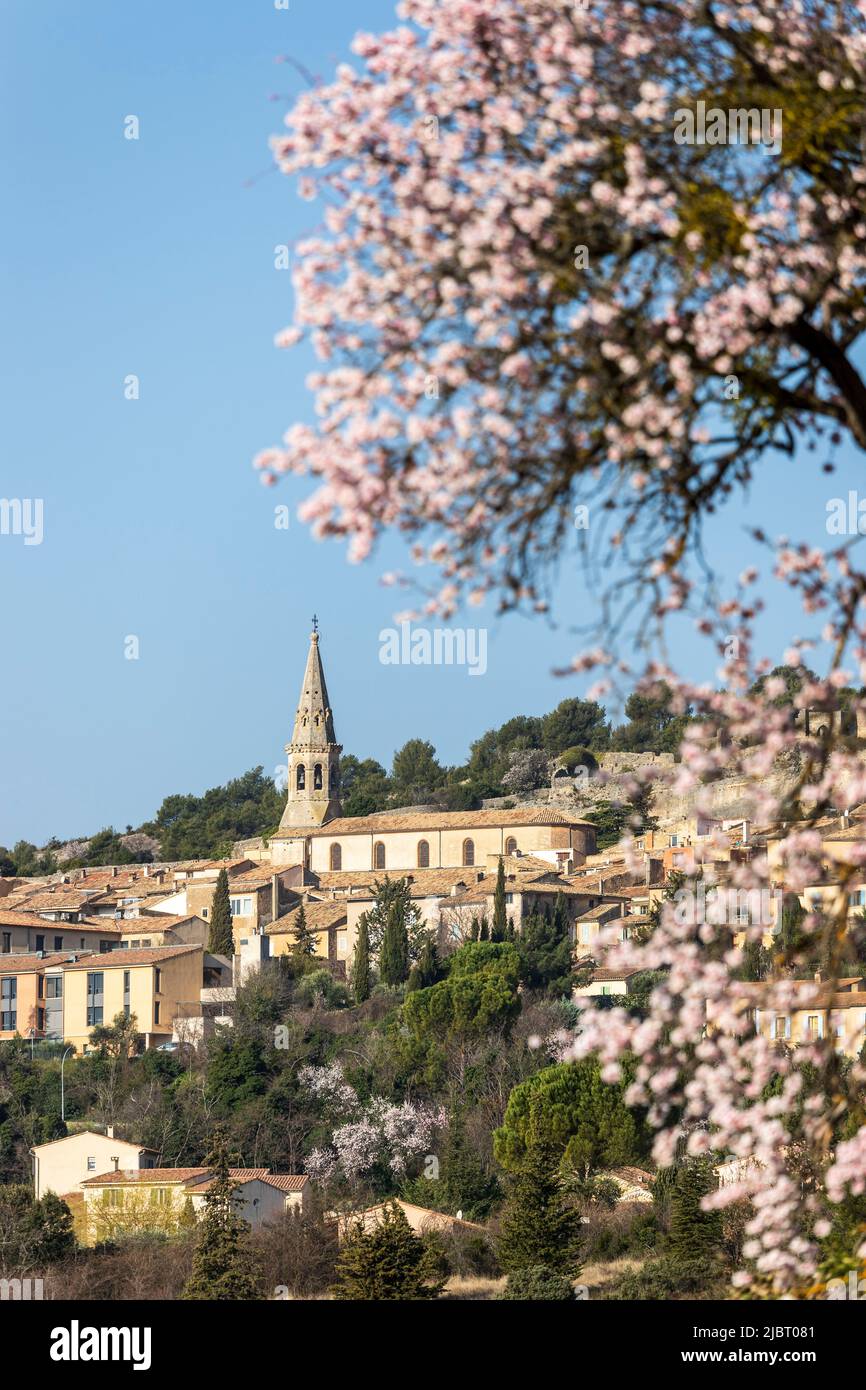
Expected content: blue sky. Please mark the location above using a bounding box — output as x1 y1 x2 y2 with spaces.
0 0 860 847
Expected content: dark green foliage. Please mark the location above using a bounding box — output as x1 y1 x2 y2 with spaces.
668 1160 722 1264
610 685 692 754
182 1133 257 1300
380 896 410 988
401 1107 500 1221
517 893 573 996
152 767 285 860
351 915 371 1002
494 1059 642 1178
332 1199 448 1300
542 698 609 754
391 739 445 803
492 857 507 942
291 902 317 957
498 1265 577 1300
0 1186 75 1273
497 1139 582 1274
612 1255 722 1300
340 756 392 817
402 941 521 1044
740 936 770 981
206 1037 270 1112
208 868 234 956
406 938 443 993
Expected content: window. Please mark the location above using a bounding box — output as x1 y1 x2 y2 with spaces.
154 968 162 994
805 1014 823 1040
0 977 16 1031
230 897 253 916
123 971 131 1019
329 765 337 792
417 840 430 868
86 972 104 1028
330 843 342 871
87 1157 96 1171
46 976 62 999
505 837 517 856
314 763 323 790
35 934 45 952
296 765 306 790
771 1015 791 1041
104 1188 123 1208
149 1186 170 1207
131 940 141 949
154 1002 161 1025
202 908 208 918
54 936 63 951
462 839 475 867
1 934 9 954
373 842 386 871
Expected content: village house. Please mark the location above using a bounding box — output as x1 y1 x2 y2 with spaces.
80 1167 309 1243
31 1129 159 1200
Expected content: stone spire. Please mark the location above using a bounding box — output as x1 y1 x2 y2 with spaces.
279 622 342 829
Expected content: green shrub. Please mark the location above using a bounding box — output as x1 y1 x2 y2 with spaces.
498 1265 576 1300
612 1255 723 1300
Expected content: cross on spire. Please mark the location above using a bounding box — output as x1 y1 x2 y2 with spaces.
311 613 319 635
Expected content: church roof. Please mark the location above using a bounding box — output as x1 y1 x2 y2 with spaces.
289 630 337 748
308 808 594 836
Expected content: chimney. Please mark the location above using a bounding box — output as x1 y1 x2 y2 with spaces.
841 808 851 830
814 970 823 983
111 1156 119 1171
106 1125 115 1139
143 865 150 877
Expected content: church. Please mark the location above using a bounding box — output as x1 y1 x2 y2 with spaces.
263 624 597 876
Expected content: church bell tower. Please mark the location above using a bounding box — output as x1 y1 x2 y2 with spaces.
278 619 342 830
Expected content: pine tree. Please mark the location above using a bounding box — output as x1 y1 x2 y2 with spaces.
380 896 410 987
182 1133 257 1300
208 869 234 956
292 901 318 957
332 1199 447 1300
668 1160 722 1264
352 915 371 1002
497 1140 581 1274
492 857 507 941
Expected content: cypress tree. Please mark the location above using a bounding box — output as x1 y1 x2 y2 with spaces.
352 915 371 1002
182 1133 257 1300
668 1160 722 1263
478 917 490 941
208 868 234 956
380 897 409 987
292 901 317 957
492 857 507 941
441 1107 500 1220
497 1139 581 1274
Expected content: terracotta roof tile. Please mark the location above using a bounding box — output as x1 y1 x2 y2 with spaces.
306 808 594 836
62 944 202 969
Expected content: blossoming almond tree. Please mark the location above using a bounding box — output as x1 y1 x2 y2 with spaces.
258 0 866 1292
258 0 866 617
